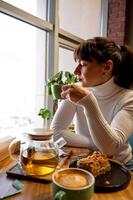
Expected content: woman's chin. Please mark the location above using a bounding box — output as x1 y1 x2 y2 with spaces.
80 82 89 87
78 80 91 87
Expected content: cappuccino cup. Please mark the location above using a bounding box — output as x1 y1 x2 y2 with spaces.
52 168 95 200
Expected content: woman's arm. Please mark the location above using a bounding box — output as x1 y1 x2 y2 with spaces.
50 99 91 147
78 93 133 156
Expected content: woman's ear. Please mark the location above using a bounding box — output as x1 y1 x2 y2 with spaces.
103 60 113 72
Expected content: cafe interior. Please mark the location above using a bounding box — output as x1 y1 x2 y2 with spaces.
0 0 133 199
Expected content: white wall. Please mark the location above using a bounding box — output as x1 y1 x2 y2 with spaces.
59 0 102 39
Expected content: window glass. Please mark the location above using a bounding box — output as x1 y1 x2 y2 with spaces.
3 0 47 20
59 0 101 39
59 47 75 73
59 47 76 125
0 13 46 137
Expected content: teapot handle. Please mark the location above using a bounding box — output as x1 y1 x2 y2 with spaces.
8 138 20 161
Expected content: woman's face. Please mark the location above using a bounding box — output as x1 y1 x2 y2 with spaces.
74 60 112 87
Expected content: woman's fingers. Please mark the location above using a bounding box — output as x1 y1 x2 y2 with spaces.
61 84 74 99
61 87 73 99
62 84 73 91
61 83 90 102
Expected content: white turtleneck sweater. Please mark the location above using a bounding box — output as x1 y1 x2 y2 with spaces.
50 78 133 163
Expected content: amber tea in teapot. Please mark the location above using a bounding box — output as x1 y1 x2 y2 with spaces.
9 128 59 176
21 145 58 176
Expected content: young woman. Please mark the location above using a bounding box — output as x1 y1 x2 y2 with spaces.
50 37 133 164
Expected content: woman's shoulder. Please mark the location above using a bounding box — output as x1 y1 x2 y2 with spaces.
116 89 133 109
119 89 133 100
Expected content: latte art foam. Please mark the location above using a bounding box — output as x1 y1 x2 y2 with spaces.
55 169 89 188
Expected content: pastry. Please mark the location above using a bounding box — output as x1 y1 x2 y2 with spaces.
77 151 111 177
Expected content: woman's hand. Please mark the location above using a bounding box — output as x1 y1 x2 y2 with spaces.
61 84 90 103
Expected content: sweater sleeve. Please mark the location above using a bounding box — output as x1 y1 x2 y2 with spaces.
50 99 92 147
77 92 133 156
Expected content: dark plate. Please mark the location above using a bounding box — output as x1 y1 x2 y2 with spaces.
69 160 131 193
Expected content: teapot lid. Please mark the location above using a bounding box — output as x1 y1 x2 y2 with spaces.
27 128 53 141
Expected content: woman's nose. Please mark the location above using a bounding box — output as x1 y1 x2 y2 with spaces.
74 65 81 75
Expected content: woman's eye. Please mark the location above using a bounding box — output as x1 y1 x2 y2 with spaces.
81 63 88 67
78 62 88 68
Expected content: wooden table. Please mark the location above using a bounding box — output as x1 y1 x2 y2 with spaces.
0 147 133 200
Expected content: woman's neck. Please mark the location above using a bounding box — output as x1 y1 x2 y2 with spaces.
90 77 122 98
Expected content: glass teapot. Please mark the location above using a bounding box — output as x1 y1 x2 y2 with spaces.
9 128 59 176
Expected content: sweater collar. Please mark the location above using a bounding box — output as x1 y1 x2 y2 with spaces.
90 77 122 98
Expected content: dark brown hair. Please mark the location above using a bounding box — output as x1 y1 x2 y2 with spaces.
74 37 133 89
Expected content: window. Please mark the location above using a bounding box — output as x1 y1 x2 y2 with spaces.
0 13 46 138
59 47 75 73
0 0 108 141
3 0 47 20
